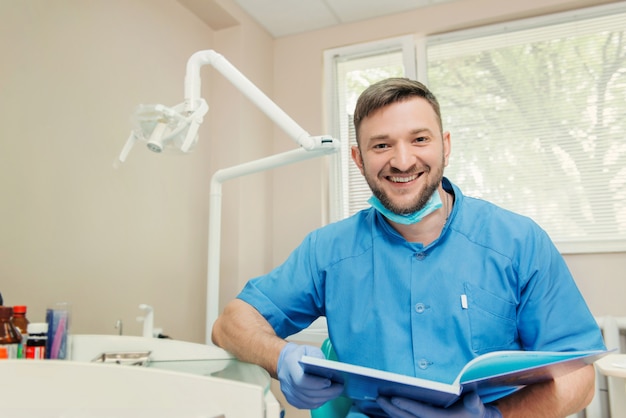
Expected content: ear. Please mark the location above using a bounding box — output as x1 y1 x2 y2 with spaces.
351 145 365 176
443 131 451 167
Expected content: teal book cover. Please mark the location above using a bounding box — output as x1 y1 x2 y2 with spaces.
301 349 610 414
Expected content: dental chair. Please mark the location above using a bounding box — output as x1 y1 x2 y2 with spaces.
311 339 352 418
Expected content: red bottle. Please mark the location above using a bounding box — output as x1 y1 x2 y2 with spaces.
11 305 29 358
0 306 21 359
25 323 48 359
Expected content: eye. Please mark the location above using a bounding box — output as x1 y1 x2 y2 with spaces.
414 136 429 144
372 143 389 150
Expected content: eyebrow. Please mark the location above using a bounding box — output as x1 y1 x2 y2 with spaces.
367 128 433 142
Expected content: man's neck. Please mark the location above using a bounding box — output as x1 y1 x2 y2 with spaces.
388 188 452 245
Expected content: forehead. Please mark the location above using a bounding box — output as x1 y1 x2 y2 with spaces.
358 97 440 138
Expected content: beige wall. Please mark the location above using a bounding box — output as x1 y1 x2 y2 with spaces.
0 0 275 342
1 1 624 417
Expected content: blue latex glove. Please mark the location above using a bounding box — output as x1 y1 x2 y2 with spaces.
377 392 502 418
277 342 344 409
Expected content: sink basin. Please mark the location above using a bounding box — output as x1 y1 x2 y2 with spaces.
71 334 233 362
71 334 270 390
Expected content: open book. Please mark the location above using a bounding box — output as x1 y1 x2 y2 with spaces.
300 349 610 411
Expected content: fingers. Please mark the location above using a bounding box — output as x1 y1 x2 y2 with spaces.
462 392 483 413
278 343 345 409
377 393 491 418
377 396 422 418
291 379 345 409
302 344 327 359
297 373 339 392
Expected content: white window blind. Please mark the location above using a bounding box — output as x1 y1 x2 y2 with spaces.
325 36 416 222
423 3 626 253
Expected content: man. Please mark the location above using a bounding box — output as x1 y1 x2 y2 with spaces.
212 78 605 417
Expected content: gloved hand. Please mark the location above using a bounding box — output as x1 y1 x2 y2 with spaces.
277 342 344 409
377 392 502 418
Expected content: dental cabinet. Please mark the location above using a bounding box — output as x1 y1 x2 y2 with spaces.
0 334 282 418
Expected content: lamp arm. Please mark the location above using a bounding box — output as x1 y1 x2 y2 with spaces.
205 146 337 344
184 50 318 150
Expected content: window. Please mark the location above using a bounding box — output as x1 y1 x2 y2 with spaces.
326 3 626 253
422 3 626 253
325 36 416 222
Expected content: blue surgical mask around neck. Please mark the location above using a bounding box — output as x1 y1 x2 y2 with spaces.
368 190 442 225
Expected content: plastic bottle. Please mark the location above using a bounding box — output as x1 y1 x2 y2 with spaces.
0 306 21 359
25 323 48 359
11 305 29 358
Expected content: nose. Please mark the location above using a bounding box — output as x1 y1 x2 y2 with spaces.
390 142 415 171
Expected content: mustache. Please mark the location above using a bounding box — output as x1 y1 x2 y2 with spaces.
386 166 425 175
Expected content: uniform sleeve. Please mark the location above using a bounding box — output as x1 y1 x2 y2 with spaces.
516 225 605 351
237 230 325 338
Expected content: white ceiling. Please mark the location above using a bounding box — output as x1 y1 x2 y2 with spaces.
233 0 459 37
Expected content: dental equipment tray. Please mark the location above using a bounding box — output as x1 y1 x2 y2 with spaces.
92 351 152 366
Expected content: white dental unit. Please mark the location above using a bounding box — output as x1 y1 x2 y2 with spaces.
1 334 280 418
0 50 337 417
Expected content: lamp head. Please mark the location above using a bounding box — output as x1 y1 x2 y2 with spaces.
117 99 208 163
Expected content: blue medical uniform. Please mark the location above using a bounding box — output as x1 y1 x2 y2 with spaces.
238 178 605 413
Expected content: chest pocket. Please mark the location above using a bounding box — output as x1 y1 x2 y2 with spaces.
464 282 519 354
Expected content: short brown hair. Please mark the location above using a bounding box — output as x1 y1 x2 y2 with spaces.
353 78 442 144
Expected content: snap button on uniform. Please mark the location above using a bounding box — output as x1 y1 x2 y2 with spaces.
415 303 426 314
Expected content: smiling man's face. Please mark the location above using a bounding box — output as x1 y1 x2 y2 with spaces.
351 96 450 215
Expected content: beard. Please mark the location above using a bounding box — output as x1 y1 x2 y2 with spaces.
364 155 445 216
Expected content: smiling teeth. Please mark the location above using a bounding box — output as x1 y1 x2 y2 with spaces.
390 175 417 183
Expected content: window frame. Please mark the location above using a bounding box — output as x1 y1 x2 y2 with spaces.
324 35 417 223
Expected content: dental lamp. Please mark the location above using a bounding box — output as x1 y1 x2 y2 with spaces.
118 50 339 344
